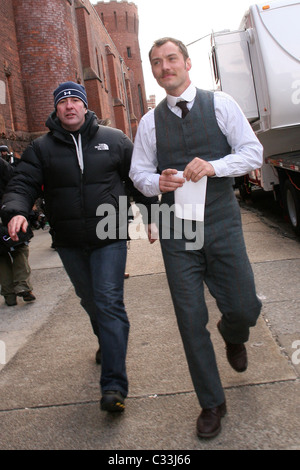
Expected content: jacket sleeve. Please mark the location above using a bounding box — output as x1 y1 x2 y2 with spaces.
1 142 44 223
118 133 159 224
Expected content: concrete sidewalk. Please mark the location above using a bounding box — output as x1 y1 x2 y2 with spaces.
0 206 299 450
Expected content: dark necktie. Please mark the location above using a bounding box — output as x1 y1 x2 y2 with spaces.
176 100 189 118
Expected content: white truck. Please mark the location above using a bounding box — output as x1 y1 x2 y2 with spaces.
210 0 300 233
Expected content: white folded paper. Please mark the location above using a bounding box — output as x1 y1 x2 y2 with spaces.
174 171 207 221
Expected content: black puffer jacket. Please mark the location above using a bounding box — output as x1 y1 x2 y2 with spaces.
1 111 157 248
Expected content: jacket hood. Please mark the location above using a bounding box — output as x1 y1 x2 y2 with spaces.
45 109 99 143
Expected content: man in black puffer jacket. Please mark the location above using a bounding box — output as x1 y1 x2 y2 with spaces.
1 81 158 413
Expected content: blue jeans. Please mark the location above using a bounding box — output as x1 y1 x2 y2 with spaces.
57 241 129 397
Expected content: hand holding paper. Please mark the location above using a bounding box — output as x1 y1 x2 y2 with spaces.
183 157 215 182
159 169 185 193
175 171 207 221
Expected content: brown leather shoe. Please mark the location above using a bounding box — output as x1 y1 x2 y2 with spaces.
197 402 227 438
17 291 36 302
217 321 248 372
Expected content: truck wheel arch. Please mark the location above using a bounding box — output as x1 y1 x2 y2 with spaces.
283 179 300 235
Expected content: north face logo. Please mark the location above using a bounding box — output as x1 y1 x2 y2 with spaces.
95 143 109 151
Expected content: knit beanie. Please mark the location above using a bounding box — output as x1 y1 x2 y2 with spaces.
53 81 88 108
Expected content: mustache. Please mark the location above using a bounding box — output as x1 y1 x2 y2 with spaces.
161 72 176 78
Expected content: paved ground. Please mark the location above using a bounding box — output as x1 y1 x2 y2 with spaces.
0 204 299 451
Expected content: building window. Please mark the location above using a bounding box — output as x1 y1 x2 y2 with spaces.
6 75 15 132
127 47 132 58
138 84 145 116
0 80 5 104
101 55 108 91
96 48 101 79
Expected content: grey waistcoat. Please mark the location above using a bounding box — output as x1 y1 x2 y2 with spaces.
154 88 233 207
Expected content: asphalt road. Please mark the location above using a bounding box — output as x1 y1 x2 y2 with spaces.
237 188 299 241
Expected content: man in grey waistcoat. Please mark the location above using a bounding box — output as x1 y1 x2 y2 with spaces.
129 37 263 438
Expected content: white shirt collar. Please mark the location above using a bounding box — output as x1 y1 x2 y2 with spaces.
167 83 197 108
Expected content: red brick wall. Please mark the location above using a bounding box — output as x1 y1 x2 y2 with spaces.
0 0 146 153
94 1 148 124
76 3 131 135
0 0 28 154
13 0 83 133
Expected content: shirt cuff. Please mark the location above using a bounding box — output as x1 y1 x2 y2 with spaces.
209 160 228 178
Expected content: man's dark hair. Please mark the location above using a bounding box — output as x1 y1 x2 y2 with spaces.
149 37 189 62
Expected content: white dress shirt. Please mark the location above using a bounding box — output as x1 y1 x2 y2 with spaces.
130 84 263 197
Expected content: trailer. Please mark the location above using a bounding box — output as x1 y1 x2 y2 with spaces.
210 0 300 233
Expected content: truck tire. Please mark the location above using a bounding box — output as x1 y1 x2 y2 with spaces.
236 176 251 201
284 180 300 235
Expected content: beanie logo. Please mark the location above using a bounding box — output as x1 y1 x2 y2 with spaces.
53 81 88 108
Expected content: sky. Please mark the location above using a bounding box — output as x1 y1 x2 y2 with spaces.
91 0 270 103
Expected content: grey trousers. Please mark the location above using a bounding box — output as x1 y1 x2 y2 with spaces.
159 192 262 409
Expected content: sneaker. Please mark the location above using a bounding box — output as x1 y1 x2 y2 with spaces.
4 294 17 306
100 391 125 412
18 291 36 302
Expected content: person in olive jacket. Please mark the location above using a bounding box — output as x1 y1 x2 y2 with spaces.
0 154 35 306
1 82 158 413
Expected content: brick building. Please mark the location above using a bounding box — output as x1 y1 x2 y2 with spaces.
147 94 156 111
0 0 147 156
